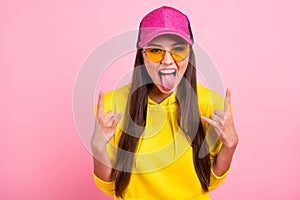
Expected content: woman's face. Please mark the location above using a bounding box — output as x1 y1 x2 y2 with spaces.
142 34 190 96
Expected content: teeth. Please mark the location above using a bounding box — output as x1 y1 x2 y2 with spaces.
160 69 176 74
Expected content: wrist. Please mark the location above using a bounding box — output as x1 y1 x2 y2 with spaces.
222 135 239 150
91 143 107 155
220 143 237 155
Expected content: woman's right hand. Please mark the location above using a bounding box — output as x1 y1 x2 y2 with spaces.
91 91 122 155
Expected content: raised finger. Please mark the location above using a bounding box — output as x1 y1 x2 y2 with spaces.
224 88 231 114
97 91 105 117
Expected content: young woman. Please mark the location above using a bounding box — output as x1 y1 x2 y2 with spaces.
91 6 238 200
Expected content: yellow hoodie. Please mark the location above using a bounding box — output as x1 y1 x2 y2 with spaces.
94 83 230 200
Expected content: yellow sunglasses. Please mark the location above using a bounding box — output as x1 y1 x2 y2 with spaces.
143 45 190 63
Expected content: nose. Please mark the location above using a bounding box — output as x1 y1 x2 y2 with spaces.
161 51 174 66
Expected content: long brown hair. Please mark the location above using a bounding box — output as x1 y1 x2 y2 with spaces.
110 46 211 197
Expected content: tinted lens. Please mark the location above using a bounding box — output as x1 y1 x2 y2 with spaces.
170 46 190 61
144 48 165 63
144 46 190 63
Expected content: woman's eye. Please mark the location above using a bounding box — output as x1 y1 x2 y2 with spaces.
149 48 162 53
172 47 185 52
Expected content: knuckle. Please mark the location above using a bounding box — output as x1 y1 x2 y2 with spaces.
98 117 104 123
107 121 112 127
99 118 107 126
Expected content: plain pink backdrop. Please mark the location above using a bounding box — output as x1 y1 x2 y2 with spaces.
1 0 300 199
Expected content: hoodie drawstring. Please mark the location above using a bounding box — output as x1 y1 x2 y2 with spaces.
168 95 177 160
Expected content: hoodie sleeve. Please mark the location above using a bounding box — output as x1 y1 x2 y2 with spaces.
93 173 115 196
197 84 233 191
92 85 130 195
93 91 117 196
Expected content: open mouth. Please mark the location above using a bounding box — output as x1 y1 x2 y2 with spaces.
158 69 176 91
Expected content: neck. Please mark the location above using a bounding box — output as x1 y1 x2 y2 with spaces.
148 85 172 104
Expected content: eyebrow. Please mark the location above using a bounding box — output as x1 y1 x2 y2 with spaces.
147 42 187 47
171 42 188 46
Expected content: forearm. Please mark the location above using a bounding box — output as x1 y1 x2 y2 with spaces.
92 92 121 182
92 147 113 182
212 145 237 176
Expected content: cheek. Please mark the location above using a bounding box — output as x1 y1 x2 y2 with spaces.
145 65 153 77
144 63 157 80
143 55 158 77
178 61 189 76
142 56 152 75
142 54 150 65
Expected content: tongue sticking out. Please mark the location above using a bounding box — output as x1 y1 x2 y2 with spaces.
160 73 175 91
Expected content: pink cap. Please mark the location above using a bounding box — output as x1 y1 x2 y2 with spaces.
138 6 193 48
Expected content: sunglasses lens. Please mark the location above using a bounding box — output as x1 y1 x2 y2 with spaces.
145 48 165 63
144 46 190 63
171 46 190 61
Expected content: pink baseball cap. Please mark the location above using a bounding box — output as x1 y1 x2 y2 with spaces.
137 6 193 48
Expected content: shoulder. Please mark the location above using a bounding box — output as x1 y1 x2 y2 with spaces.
103 84 131 113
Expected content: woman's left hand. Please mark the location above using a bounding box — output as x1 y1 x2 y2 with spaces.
201 89 238 149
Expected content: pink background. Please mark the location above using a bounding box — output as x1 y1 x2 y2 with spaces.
1 0 300 199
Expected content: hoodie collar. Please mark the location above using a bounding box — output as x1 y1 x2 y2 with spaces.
147 90 178 106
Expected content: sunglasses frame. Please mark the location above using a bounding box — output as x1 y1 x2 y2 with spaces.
142 45 190 63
